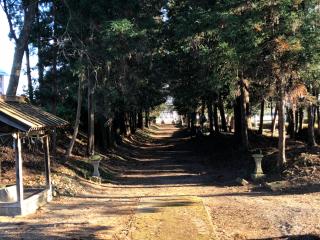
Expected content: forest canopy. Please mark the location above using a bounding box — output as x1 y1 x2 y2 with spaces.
0 0 319 168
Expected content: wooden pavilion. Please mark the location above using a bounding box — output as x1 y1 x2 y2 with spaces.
0 96 68 216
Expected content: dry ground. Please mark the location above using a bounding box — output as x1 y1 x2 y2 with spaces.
0 125 320 239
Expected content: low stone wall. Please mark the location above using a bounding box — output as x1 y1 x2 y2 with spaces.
0 187 52 216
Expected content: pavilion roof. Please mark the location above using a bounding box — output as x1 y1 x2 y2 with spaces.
0 96 69 133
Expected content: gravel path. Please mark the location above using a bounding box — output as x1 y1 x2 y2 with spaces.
0 125 319 239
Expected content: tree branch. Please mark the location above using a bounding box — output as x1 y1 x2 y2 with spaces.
1 0 18 41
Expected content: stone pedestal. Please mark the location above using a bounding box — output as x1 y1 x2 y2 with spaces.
91 160 101 177
251 154 266 181
89 155 102 178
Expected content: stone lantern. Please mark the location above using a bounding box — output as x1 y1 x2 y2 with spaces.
251 152 266 181
89 155 102 178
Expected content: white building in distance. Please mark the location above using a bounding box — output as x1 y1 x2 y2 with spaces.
156 97 180 124
0 69 8 95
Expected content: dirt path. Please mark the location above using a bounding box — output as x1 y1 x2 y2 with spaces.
1 125 320 239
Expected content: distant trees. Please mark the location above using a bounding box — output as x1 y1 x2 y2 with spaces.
165 0 320 168
1 0 319 169
1 0 167 156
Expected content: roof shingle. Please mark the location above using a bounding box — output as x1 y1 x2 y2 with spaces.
0 96 69 133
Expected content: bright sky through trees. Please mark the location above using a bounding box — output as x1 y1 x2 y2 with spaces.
0 10 34 95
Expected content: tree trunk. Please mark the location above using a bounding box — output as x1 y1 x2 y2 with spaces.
313 106 317 128
213 104 219 133
36 5 44 92
96 115 108 151
51 9 58 160
271 104 278 136
129 112 133 133
106 118 115 148
137 110 143 129
258 99 265 134
287 108 295 139
317 106 320 136
66 76 83 158
218 96 227 132
5 1 38 95
87 75 95 156
246 103 252 129
25 46 34 102
200 99 205 129
191 111 196 135
292 109 296 138
295 110 299 134
240 78 249 151
277 78 286 168
207 99 214 134
234 97 242 140
125 112 131 134
118 111 127 136
187 113 191 129
308 104 316 146
129 112 136 134
145 110 149 128
298 107 304 132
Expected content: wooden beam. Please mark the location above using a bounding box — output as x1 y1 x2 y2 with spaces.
44 135 52 191
0 113 29 132
13 132 23 206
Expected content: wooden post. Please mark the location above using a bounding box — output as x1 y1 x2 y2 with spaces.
13 133 23 205
44 135 52 191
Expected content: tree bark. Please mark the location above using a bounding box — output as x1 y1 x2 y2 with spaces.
137 110 143 129
200 99 205 129
308 104 316 146
298 107 304 132
25 46 34 102
295 110 299 134
106 118 115 148
145 110 149 128
125 112 130 134
313 106 317 128
240 78 249 151
36 5 44 92
277 78 286 168
271 104 278 136
51 6 58 160
213 104 219 133
234 97 242 140
207 99 214 134
129 112 136 133
218 96 227 132
287 108 295 139
87 74 95 156
317 106 320 136
96 115 108 151
258 99 264 134
66 75 83 158
187 113 191 129
244 80 251 129
246 103 252 129
191 111 196 135
5 0 38 95
118 111 127 136
292 109 296 137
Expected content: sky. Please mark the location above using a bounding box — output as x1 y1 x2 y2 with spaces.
0 9 35 95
